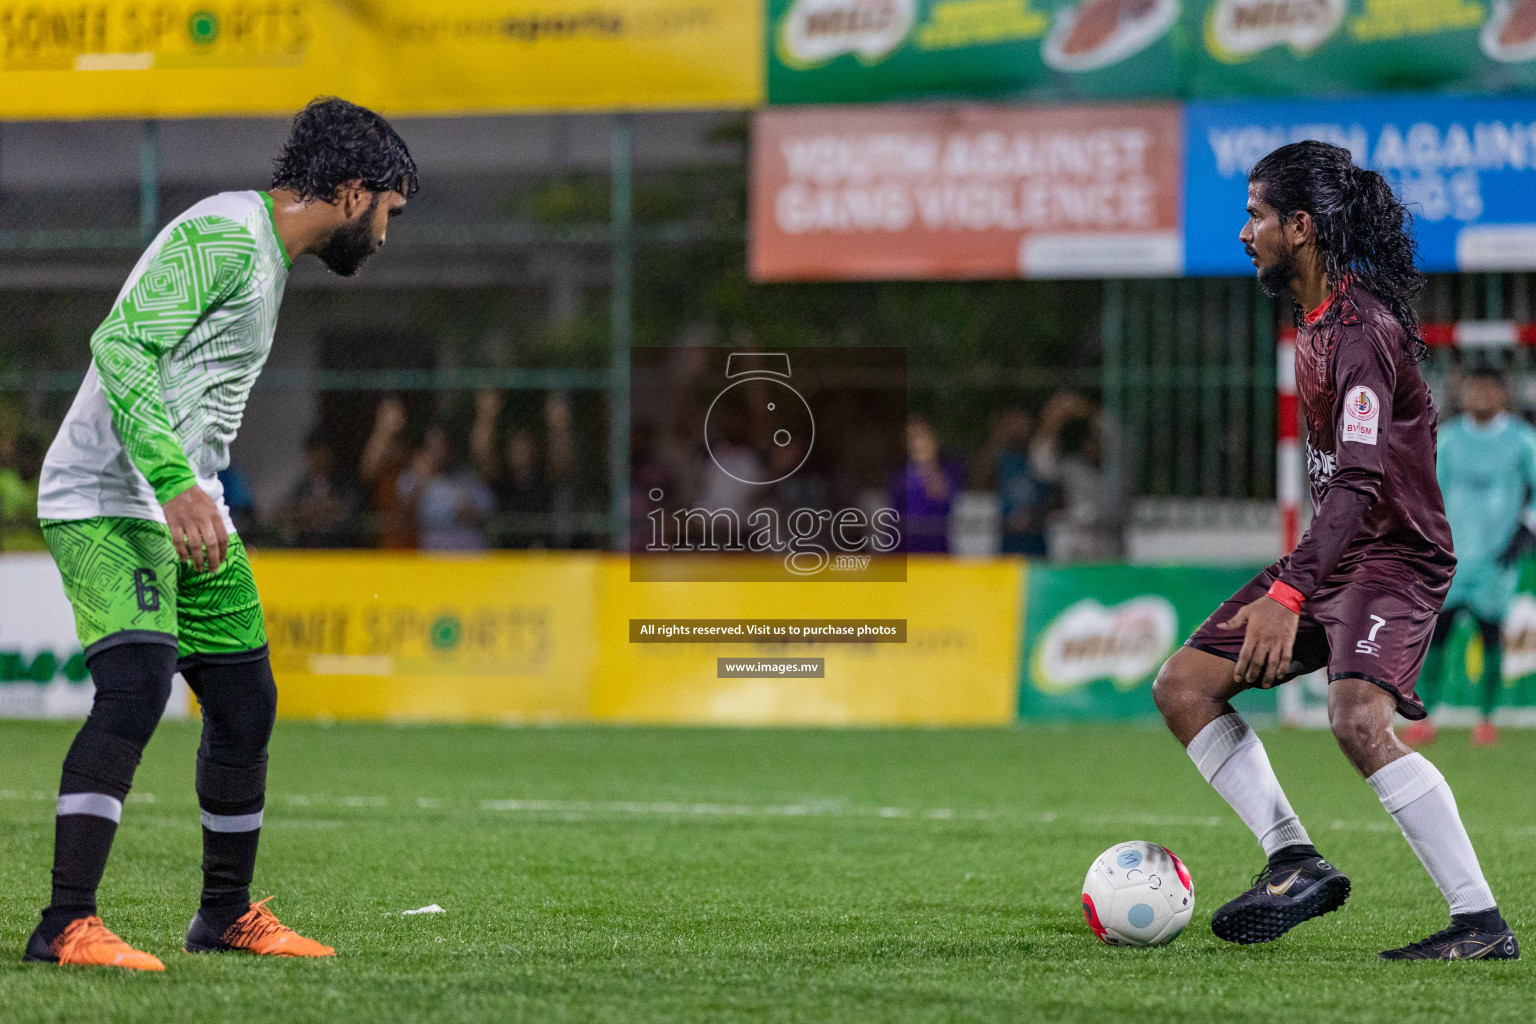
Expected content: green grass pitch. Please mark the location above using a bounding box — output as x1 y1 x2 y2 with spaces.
0 721 1532 1022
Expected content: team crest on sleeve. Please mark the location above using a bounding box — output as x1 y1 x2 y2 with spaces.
1341 386 1379 445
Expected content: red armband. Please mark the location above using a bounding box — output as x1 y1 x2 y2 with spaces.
1266 579 1305 615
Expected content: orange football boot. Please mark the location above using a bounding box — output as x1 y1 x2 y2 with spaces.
24 916 165 971
1472 720 1500 747
1399 720 1438 746
184 896 335 957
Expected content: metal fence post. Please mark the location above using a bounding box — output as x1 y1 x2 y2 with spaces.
139 120 159 246
1100 279 1125 511
608 114 634 552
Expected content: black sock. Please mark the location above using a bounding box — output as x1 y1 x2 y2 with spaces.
38 813 117 942
184 651 276 934
1267 843 1321 871
38 642 174 943
198 826 261 932
196 758 267 932
1453 907 1507 933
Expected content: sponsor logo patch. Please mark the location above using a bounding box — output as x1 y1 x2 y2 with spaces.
1341 386 1379 445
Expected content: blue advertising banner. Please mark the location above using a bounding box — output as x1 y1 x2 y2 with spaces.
1185 95 1536 276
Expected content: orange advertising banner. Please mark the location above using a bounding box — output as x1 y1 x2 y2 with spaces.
750 103 1185 282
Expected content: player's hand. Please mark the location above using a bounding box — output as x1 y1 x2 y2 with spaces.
163 485 228 574
1218 596 1299 689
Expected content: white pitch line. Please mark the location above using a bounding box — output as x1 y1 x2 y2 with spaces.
4 789 1536 837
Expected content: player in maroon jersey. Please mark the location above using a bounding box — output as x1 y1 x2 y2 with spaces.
1152 141 1517 960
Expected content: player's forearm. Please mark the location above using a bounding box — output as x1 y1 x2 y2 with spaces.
90 329 199 504
1279 485 1375 599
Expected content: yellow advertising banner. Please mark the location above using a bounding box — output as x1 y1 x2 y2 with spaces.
363 1 764 116
252 552 1023 726
594 557 1023 725
0 1 762 120
257 551 601 723
0 2 359 118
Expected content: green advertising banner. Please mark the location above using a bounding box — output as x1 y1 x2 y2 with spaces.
767 1 1536 104
1283 556 1536 724
769 0 1184 103
1018 563 1273 720
1195 0 1536 97
1019 558 1536 723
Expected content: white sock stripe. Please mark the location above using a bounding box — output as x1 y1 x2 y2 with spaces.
1186 713 1255 781
1448 881 1498 916
57 792 123 823
1259 817 1312 857
200 809 264 833
1367 753 1445 813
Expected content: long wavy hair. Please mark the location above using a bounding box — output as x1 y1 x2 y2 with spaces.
1249 141 1425 362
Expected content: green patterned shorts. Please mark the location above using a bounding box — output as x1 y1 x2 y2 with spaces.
42 516 267 663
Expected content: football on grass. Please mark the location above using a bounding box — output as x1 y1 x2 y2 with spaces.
1082 841 1194 946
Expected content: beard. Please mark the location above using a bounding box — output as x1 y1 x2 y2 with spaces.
317 196 381 277
1254 246 1297 298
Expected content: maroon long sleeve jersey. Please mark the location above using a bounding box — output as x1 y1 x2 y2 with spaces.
1278 284 1456 601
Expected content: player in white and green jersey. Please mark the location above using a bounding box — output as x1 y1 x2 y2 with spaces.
25 98 417 971
1404 367 1536 750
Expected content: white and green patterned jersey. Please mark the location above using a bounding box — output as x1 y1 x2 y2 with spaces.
38 191 291 532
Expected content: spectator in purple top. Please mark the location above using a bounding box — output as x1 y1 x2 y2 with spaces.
893 416 965 553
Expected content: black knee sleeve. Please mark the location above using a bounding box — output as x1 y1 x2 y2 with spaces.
185 652 277 815
62 642 177 798
83 642 176 745
60 727 147 802
196 759 268 816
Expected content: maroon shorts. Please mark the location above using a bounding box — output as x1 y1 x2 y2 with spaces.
1184 563 1441 720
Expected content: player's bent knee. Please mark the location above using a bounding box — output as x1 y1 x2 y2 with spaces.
83 641 177 746
1327 704 1381 760
1152 648 1223 719
1150 662 1181 718
189 655 278 761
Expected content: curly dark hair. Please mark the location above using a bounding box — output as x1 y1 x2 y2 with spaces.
1250 140 1425 362
271 97 419 203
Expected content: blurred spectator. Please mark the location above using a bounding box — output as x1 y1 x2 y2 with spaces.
769 431 827 513
280 434 362 548
399 423 495 551
543 392 582 548
975 408 1054 556
0 426 45 552
361 396 414 548
471 390 552 548
1032 391 1124 562
697 403 765 516
629 422 671 551
894 416 965 553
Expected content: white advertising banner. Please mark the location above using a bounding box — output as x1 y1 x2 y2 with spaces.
0 554 188 720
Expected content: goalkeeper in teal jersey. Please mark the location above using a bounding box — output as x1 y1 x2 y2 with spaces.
24 99 416 971
1402 368 1536 749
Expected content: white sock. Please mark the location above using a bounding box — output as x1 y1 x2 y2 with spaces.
1367 753 1496 915
1187 713 1311 857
